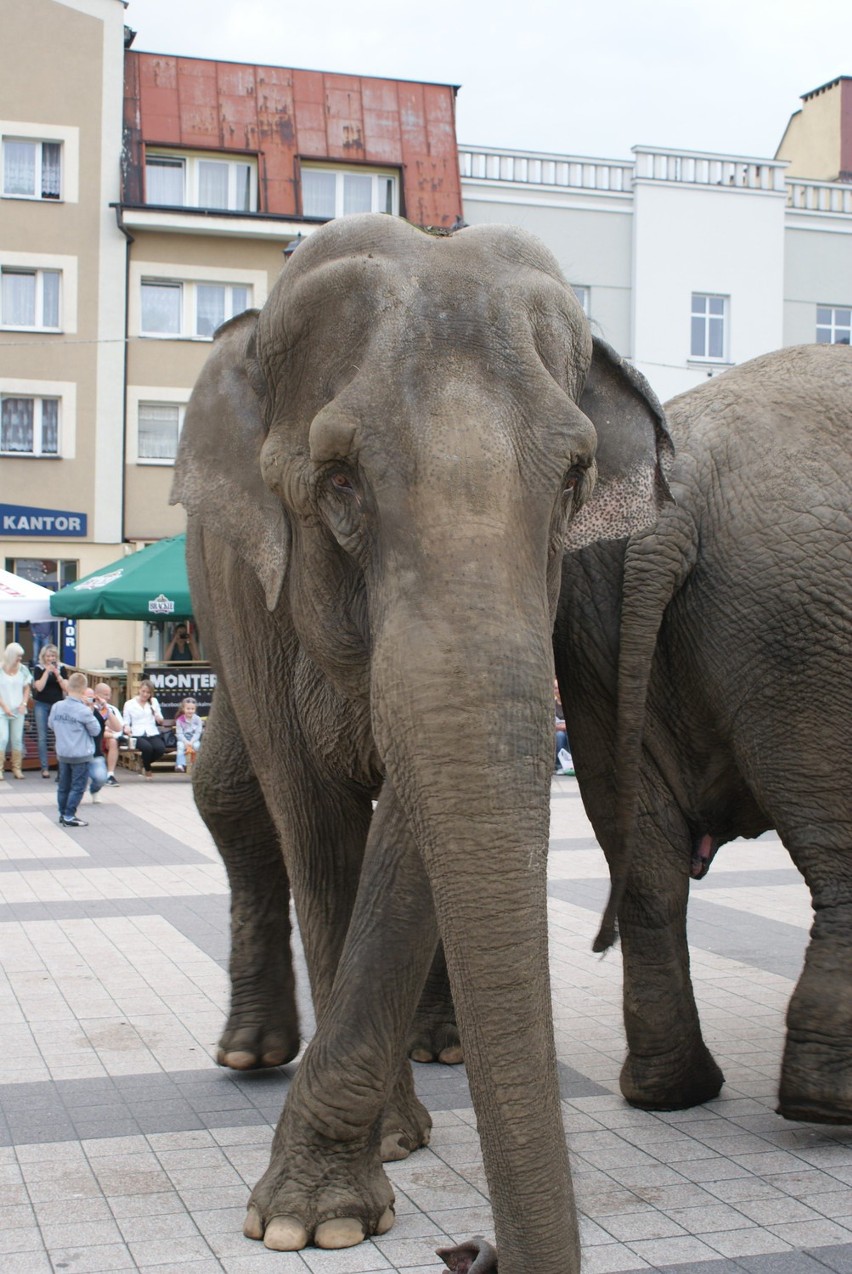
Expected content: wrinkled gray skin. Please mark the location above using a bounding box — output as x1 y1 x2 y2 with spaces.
557 344 852 1122
172 214 670 1270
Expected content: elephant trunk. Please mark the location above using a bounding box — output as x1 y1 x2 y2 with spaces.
596 502 696 951
370 566 579 1272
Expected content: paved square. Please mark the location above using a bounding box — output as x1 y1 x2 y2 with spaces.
0 773 850 1272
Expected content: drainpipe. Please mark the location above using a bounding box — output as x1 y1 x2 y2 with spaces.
110 202 133 544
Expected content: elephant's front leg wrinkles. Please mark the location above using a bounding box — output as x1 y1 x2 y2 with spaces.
244 781 438 1251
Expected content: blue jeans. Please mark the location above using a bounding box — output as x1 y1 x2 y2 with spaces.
88 754 108 794
1 711 25 759
555 729 568 768
34 699 52 770
57 759 90 820
175 738 201 768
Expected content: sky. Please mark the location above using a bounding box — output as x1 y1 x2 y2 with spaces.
127 0 852 162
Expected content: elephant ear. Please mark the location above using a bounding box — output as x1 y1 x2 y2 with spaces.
565 336 674 551
171 311 289 612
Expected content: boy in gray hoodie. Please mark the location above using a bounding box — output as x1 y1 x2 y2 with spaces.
48 672 100 827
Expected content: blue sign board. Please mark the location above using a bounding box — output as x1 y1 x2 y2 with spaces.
60 617 78 666
0 503 87 537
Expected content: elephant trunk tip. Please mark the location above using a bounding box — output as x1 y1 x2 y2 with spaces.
435 1235 498 1272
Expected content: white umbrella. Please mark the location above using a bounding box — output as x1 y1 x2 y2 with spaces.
0 569 55 623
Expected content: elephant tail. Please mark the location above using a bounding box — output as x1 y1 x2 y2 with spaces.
593 504 696 953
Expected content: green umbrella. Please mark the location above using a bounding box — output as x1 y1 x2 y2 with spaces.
50 535 193 621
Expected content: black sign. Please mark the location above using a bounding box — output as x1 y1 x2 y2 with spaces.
142 665 216 720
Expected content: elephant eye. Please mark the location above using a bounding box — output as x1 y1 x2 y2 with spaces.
330 471 355 494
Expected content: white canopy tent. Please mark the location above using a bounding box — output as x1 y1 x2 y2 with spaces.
0 569 55 623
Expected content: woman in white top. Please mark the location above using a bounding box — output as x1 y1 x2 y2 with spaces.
0 642 32 780
122 679 166 779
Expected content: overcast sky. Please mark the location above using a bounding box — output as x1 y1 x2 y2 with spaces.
127 0 851 161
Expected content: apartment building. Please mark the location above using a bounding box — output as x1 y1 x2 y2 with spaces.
1 0 462 666
0 0 127 666
461 78 852 404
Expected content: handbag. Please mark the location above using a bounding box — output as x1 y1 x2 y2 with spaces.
159 728 177 749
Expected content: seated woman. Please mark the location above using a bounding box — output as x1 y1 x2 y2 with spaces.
122 679 166 779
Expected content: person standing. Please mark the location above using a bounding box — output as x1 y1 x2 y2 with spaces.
82 685 109 803
31 644 69 777
48 672 100 826
0 642 32 780
122 679 166 779
164 625 199 662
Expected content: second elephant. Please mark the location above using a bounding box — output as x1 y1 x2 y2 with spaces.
557 342 852 1123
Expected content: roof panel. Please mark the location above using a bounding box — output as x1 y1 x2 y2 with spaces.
124 52 462 223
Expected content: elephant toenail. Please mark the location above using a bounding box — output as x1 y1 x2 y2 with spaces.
263 1215 309 1250
315 1217 366 1248
376 1206 395 1235
243 1204 264 1240
224 1050 257 1070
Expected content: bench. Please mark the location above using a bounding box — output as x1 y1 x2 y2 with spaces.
117 720 182 775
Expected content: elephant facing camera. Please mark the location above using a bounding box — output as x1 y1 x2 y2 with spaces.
170 213 673 1270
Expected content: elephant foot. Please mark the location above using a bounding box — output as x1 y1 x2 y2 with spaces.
620 1040 724 1111
216 1009 300 1070
244 1124 395 1251
778 1034 852 1125
408 1017 463 1065
380 1069 432 1161
409 943 463 1064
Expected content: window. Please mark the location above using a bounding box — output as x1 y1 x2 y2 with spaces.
2 138 61 199
1 268 61 329
144 151 256 212
816 306 851 345
1 396 59 456
690 293 727 360
138 403 184 462
141 281 182 335
140 280 251 338
195 284 250 337
570 285 590 316
301 166 398 219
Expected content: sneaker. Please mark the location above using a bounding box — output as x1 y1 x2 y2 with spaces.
556 766 576 777
60 816 88 828
90 791 103 804
106 774 119 787
175 765 185 773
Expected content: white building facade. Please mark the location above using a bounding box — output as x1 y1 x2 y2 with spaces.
460 144 852 404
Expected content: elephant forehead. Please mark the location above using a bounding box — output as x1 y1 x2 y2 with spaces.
268 245 576 363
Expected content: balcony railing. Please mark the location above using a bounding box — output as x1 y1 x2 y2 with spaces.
786 178 852 214
459 146 633 193
459 144 852 218
632 146 787 192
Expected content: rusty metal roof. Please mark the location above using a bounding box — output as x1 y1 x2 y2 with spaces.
123 51 463 227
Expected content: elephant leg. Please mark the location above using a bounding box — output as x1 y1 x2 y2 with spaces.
408 941 463 1064
616 804 724 1110
194 687 300 1070
244 779 436 1252
778 838 852 1124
